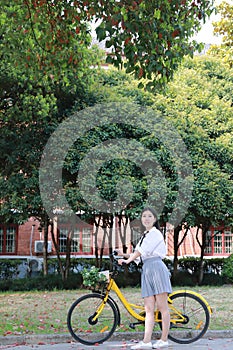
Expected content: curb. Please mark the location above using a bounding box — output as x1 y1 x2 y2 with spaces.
1 330 233 346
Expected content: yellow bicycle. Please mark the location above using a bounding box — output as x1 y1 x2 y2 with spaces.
67 254 212 346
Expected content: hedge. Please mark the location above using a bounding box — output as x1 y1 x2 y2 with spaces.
0 256 231 291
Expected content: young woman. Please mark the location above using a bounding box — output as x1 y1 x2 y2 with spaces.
118 207 172 349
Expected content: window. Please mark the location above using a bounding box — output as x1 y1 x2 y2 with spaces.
81 228 92 253
224 230 232 254
71 229 80 253
205 231 212 254
58 226 93 254
0 225 17 254
205 227 232 256
214 230 223 254
59 229 68 253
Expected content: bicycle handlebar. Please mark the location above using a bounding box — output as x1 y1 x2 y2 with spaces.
108 251 127 277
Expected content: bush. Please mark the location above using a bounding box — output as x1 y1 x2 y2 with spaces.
178 257 201 275
202 273 225 286
47 257 111 274
171 271 196 287
222 254 233 283
0 256 229 291
0 259 22 280
115 271 141 288
0 273 83 291
204 258 225 275
163 258 173 273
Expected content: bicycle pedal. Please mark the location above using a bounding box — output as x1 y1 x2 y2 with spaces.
129 323 136 329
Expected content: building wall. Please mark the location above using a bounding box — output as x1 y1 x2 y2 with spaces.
166 225 202 257
0 218 232 258
0 218 53 257
17 219 40 256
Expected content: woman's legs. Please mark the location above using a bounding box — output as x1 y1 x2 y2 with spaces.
143 295 156 343
156 292 170 341
143 293 170 343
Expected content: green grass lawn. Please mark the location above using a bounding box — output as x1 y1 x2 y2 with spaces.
1 285 232 336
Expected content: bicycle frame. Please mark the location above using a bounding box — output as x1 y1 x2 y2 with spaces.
107 278 145 321
92 275 212 326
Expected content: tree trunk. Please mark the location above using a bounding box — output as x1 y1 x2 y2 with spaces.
50 220 66 281
64 226 73 280
172 224 189 280
94 216 101 267
43 216 49 276
198 227 208 285
173 225 181 277
198 257 205 285
118 214 129 254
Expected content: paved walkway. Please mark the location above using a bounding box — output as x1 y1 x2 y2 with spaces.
0 338 233 350
1 331 233 350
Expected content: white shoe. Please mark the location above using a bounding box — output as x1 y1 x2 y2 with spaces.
131 341 152 349
152 339 169 348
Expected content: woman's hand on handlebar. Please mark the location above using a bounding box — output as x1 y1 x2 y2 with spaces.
114 249 130 259
118 251 141 266
118 259 128 266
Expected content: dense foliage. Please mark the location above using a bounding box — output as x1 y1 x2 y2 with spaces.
153 55 233 229
0 257 228 290
0 1 232 280
222 254 233 283
210 0 233 67
0 0 215 90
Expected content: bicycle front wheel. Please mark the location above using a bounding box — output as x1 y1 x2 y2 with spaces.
168 291 210 344
67 293 119 345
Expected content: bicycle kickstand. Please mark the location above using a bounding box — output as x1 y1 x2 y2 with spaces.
129 321 144 329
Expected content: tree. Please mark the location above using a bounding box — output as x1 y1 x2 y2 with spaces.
36 57 233 274
0 0 215 90
209 0 233 67
153 55 233 282
0 30 103 277
44 97 195 269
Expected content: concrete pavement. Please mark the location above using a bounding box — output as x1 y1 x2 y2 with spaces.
1 331 233 350
0 338 233 350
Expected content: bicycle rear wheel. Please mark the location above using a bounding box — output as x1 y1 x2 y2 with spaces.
67 293 119 345
167 291 210 344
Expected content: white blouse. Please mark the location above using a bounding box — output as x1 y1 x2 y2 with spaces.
135 227 166 262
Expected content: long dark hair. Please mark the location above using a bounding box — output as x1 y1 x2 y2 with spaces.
140 207 161 232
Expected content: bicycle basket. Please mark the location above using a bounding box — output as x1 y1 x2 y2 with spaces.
81 267 109 292
91 270 110 292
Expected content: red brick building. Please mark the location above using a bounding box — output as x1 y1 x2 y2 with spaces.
0 217 232 259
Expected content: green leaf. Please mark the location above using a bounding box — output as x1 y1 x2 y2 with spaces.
96 26 107 41
153 9 161 20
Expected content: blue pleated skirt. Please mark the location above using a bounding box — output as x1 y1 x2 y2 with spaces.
141 257 172 298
